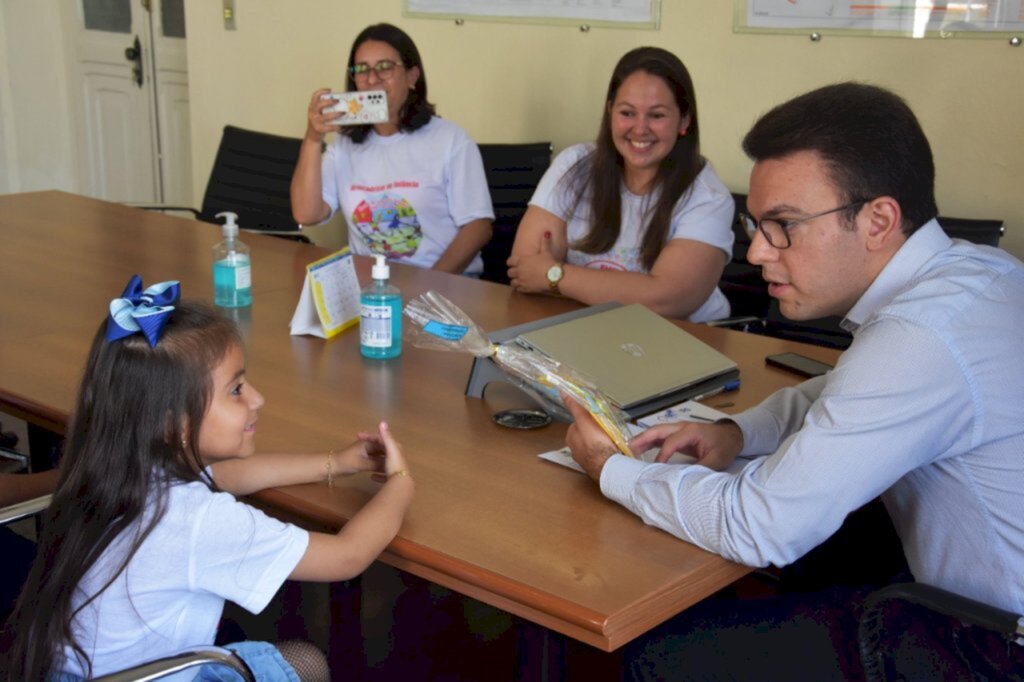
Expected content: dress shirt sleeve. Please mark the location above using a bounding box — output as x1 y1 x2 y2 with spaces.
600 317 976 568
731 375 826 456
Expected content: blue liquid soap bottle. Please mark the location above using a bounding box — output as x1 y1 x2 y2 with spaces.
360 255 402 359
212 211 252 308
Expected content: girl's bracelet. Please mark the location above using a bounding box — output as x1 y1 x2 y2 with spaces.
387 469 410 481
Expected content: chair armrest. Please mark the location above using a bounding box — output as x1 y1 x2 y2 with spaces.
859 582 1024 681
125 204 201 218
92 646 254 682
704 316 765 329
241 228 312 244
0 494 52 526
862 582 1023 638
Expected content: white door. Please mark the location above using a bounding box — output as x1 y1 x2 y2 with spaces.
65 0 190 204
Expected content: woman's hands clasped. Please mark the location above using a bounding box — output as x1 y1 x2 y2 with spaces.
507 230 560 293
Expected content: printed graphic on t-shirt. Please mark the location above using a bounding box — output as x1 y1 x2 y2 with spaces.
351 192 422 259
568 246 640 273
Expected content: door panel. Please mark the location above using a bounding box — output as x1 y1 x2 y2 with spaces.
149 0 191 205
67 0 190 204
79 61 159 201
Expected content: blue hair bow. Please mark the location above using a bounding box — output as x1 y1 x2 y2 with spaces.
105 275 181 347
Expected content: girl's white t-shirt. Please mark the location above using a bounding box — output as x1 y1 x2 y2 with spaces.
61 476 309 678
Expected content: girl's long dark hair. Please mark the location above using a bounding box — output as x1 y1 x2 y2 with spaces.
569 47 704 271
3 302 240 680
343 23 436 144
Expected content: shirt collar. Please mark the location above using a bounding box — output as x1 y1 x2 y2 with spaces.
842 218 950 332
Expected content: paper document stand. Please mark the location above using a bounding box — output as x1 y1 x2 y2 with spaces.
464 303 739 421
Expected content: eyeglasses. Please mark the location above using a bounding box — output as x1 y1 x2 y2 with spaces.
349 60 404 81
739 200 870 250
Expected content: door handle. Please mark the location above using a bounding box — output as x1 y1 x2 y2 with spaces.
124 36 143 88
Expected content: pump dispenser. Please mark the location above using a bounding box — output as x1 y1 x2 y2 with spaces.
359 254 402 358
212 211 252 307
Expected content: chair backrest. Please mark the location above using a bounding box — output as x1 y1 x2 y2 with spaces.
718 193 772 318
199 125 306 240
938 216 1004 247
478 142 553 284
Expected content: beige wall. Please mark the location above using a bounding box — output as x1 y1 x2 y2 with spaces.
184 1 1024 256
0 2 78 195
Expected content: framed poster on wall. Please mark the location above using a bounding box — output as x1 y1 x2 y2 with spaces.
736 0 1024 39
405 0 661 29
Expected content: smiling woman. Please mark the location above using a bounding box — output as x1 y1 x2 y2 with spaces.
506 46 735 322
289 23 495 277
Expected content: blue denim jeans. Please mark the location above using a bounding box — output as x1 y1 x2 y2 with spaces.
201 641 300 681
53 641 299 682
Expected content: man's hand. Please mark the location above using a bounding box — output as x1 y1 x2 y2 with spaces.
630 420 744 471
562 395 619 482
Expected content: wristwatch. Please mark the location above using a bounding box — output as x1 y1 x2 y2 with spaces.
546 263 565 295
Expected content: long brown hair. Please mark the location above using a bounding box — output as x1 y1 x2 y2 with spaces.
569 47 704 270
3 302 240 679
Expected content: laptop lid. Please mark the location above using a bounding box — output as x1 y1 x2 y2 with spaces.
516 303 738 410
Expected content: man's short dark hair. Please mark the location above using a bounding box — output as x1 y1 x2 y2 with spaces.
742 82 938 235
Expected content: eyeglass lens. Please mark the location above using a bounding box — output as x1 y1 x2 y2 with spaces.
351 60 399 79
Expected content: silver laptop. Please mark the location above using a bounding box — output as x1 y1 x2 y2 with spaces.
516 303 738 411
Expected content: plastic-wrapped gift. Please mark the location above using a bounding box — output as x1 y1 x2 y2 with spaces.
404 291 635 457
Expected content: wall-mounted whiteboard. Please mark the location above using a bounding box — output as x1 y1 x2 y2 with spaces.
405 0 661 29
738 0 1024 38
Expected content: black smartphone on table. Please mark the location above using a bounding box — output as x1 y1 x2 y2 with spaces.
765 352 834 378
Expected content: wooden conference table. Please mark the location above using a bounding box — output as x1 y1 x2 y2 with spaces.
0 191 841 652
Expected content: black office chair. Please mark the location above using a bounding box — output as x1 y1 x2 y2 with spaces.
939 216 1005 247
477 142 553 284
718 193 772 319
858 582 1024 680
141 125 311 243
1 443 27 473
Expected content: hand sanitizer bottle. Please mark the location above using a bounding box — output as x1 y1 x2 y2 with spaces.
360 255 401 359
212 211 252 308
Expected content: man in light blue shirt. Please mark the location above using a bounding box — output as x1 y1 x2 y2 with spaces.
564 82 1024 679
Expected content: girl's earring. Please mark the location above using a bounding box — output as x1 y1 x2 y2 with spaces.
181 437 188 450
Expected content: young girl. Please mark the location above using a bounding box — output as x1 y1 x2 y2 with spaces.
3 276 414 680
506 47 735 321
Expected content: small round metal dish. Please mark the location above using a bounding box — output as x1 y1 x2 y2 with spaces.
492 409 552 430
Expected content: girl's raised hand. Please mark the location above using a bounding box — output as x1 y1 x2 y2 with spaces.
373 421 410 484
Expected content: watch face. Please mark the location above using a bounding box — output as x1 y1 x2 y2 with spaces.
547 264 563 283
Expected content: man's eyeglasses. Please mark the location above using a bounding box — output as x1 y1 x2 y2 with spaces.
739 200 870 250
349 60 404 81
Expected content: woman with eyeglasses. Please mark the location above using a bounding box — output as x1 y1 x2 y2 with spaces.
291 23 493 275
506 47 734 321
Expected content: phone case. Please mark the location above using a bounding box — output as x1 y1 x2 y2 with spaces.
320 90 388 126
